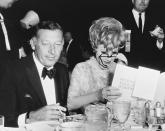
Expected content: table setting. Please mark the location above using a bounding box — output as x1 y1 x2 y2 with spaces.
1 100 165 131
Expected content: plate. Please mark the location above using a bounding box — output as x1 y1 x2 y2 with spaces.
60 121 84 128
28 120 59 127
57 122 85 131
65 114 86 122
25 121 60 131
0 127 26 131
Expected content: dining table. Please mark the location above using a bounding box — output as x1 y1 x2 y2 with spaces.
0 120 163 131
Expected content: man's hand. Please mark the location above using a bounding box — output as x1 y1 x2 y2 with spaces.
157 27 164 43
27 104 66 123
150 25 164 43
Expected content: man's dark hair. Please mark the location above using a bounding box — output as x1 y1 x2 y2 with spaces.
34 20 63 36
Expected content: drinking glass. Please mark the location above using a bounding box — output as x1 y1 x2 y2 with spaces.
0 115 4 127
112 100 131 131
132 99 146 125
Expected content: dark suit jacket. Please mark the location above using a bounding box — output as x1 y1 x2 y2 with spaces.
0 55 70 127
0 14 22 62
116 8 165 71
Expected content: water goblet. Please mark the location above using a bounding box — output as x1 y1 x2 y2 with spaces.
112 100 131 131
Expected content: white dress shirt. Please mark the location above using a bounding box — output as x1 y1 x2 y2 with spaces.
132 9 163 49
0 13 11 51
132 9 145 33
18 53 56 126
0 12 25 58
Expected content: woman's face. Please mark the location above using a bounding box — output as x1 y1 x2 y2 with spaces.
95 35 120 69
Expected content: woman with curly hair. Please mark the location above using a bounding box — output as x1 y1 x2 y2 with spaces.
67 17 127 111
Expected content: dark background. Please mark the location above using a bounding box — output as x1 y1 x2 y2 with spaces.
4 0 165 43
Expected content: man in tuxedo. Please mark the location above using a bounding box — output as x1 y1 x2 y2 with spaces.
58 32 83 73
0 21 70 127
117 0 165 71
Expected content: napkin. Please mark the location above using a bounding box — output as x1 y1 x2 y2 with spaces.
25 121 55 131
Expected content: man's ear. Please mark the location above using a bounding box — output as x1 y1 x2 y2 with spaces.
30 37 36 50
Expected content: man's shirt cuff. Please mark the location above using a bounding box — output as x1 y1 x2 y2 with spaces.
156 40 163 49
18 113 26 127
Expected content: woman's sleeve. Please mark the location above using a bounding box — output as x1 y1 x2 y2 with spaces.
67 63 88 108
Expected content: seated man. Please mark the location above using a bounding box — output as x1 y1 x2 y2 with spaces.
0 21 69 127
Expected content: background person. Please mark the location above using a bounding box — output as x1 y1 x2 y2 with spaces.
116 0 165 71
19 10 40 57
0 0 23 74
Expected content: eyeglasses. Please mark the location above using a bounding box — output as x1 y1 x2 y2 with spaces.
118 41 126 49
100 51 118 58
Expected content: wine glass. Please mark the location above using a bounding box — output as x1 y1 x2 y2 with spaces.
112 100 131 131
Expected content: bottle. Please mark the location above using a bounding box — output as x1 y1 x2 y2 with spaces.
143 101 150 128
155 102 161 118
155 102 162 124
124 30 131 53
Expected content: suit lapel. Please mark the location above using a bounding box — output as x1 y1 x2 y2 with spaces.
25 55 47 106
128 11 138 30
129 11 144 36
143 12 153 34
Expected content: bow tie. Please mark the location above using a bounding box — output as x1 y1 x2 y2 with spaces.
42 67 56 79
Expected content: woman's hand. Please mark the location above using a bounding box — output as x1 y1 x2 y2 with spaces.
102 86 121 101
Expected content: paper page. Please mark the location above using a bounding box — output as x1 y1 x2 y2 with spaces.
112 64 138 101
132 66 160 101
154 72 165 105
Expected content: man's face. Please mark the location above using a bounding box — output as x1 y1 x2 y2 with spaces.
32 29 64 68
132 0 150 13
0 0 18 9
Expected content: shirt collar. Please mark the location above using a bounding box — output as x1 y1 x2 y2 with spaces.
33 53 54 77
132 9 145 17
0 12 4 22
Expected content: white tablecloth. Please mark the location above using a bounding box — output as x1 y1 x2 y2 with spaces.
1 121 159 131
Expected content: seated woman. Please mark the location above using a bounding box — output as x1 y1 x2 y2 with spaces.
67 17 127 111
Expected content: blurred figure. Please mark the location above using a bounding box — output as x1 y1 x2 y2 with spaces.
0 0 22 62
0 0 17 9
63 32 83 72
117 0 165 71
19 10 40 57
67 17 127 112
20 10 40 30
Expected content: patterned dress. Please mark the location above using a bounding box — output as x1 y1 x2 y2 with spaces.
67 57 113 107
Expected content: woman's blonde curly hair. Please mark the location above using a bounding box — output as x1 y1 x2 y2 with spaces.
89 17 123 51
